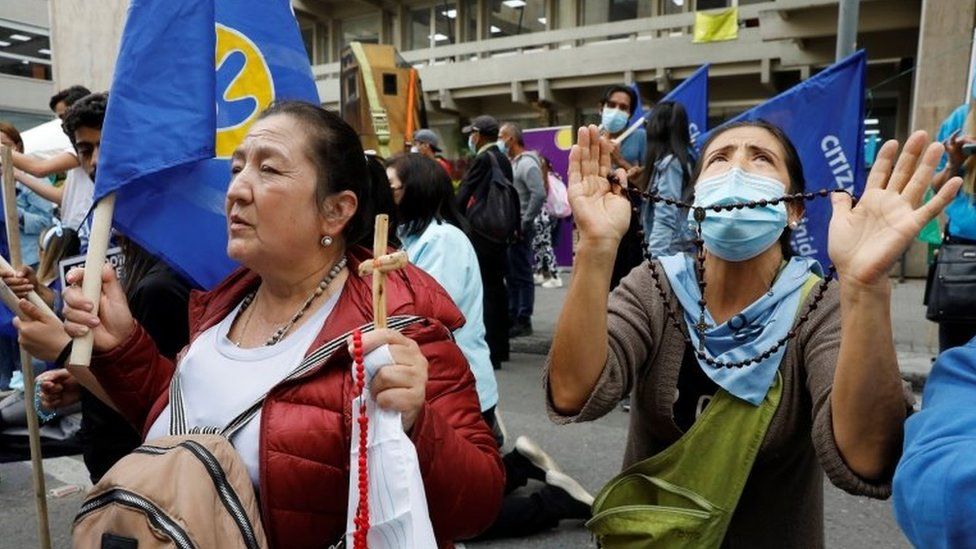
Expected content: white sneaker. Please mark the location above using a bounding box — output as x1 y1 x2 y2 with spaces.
533 273 545 285
546 470 595 507
542 276 563 288
515 436 564 477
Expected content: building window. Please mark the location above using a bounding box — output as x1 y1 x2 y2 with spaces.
580 0 660 25
342 13 381 50
435 3 458 44
0 109 49 130
409 8 433 50
296 13 328 64
662 0 686 15
408 3 458 50
487 0 547 37
0 25 51 81
463 0 479 41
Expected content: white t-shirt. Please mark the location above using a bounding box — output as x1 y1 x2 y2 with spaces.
146 289 342 486
59 148 94 231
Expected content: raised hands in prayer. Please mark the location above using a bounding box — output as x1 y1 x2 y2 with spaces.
828 131 962 287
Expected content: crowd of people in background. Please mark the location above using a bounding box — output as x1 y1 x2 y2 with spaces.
2 78 976 548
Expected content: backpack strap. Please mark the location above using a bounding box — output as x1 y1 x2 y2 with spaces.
169 315 425 438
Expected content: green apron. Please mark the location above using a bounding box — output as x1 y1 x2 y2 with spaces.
587 275 818 549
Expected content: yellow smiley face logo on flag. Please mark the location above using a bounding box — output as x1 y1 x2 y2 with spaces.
215 24 275 158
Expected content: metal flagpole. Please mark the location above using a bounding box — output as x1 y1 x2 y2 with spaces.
835 0 860 61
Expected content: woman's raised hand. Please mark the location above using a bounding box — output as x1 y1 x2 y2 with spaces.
828 131 962 287
61 263 136 352
568 125 632 247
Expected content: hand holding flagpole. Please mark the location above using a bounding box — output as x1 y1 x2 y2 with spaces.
67 193 116 367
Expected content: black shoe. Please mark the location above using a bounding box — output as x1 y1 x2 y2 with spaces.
540 471 594 520
510 436 562 482
508 320 533 338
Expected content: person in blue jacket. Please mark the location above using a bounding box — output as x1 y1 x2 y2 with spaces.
893 336 976 548
637 101 696 257
930 104 976 351
387 153 499 418
387 153 594 538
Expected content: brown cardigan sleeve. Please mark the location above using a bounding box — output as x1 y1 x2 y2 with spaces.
800 284 899 499
544 262 659 424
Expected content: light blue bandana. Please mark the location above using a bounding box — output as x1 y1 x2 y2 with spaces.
659 253 821 405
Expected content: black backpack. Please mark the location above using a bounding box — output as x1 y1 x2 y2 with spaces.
466 152 521 243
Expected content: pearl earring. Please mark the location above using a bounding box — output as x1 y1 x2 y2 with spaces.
788 221 799 230
321 235 334 247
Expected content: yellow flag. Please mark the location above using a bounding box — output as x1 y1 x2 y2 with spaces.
693 7 739 43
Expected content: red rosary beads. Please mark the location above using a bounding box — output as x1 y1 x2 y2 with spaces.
353 329 370 549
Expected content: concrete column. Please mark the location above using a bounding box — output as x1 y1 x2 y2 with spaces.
910 0 976 136
49 0 130 91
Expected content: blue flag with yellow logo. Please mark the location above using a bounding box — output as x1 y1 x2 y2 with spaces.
706 51 867 270
96 0 319 288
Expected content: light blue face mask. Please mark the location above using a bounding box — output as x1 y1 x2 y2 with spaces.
688 167 789 262
496 139 508 156
468 134 478 154
601 107 629 134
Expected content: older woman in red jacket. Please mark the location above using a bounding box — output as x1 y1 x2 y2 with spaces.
54 102 504 548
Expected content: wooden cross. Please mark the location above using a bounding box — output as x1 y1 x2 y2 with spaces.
357 214 409 329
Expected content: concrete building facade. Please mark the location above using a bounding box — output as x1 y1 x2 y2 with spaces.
0 0 54 128
296 0 924 156
40 0 976 275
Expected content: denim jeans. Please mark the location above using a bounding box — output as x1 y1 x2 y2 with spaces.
507 227 536 322
0 335 20 390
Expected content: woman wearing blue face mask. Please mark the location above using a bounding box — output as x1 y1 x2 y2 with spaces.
545 121 962 548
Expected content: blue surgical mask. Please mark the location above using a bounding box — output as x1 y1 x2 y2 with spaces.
688 168 789 262
496 139 508 156
468 135 478 154
601 107 629 134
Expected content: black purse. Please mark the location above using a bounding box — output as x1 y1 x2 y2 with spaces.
925 232 976 322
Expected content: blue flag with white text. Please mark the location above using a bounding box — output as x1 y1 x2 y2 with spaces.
711 51 867 269
96 0 319 289
661 64 709 146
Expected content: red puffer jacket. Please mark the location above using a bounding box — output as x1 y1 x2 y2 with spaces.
90 246 505 548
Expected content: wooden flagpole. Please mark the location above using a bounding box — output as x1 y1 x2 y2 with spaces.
67 193 116 367
612 117 646 146
1 145 51 549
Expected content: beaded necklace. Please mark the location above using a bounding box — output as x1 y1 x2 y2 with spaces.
235 256 348 347
610 175 848 369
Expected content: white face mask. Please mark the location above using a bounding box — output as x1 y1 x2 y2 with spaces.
689 168 790 262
